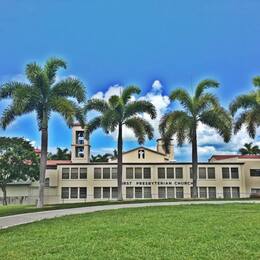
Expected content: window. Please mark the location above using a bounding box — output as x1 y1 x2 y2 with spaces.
199 168 206 179
223 187 231 198
112 187 118 198
144 187 152 198
76 131 84 144
62 168 70 179
61 187 69 199
71 168 78 179
103 168 110 179
126 187 134 198
138 149 145 159
175 168 183 179
199 187 207 198
167 168 174 179
112 168 117 179
103 187 110 199
208 187 216 199
126 168 133 179
45 178 50 187
232 187 240 198
144 168 151 179
176 187 184 198
208 168 215 179
231 168 239 179
222 168 230 179
94 168 101 179
135 187 142 198
135 168 142 179
80 168 87 179
75 147 84 158
251 188 260 194
79 187 87 198
70 187 78 199
94 187 101 199
167 187 175 198
158 168 165 179
158 187 166 198
250 169 260 177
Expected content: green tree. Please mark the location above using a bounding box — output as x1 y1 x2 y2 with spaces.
90 153 113 162
159 80 232 197
50 147 71 160
0 137 39 205
85 86 156 200
0 58 86 207
230 76 260 138
239 142 260 155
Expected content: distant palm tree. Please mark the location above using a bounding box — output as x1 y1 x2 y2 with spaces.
50 148 71 160
85 86 156 200
159 80 232 198
90 153 113 162
239 142 260 155
0 58 86 207
230 76 260 138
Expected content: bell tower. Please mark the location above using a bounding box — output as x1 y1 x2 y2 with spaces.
71 124 90 163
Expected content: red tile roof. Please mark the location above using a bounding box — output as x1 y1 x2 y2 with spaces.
47 160 72 166
210 155 260 161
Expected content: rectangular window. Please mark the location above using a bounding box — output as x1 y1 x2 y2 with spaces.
208 187 216 199
167 168 174 179
80 168 87 179
79 187 87 198
175 168 183 179
45 178 50 187
144 187 152 198
199 168 206 179
223 187 231 198
70 187 78 199
222 168 230 179
135 168 142 179
126 168 133 179
251 188 260 194
126 187 134 199
143 168 151 179
158 168 165 179
94 187 102 199
103 168 110 179
176 187 184 198
208 168 215 179
61 187 69 199
232 187 240 198
135 187 142 198
158 187 166 198
71 168 78 179
62 168 70 179
199 187 207 198
112 187 118 199
250 169 260 177
112 168 117 179
231 168 239 179
76 131 84 144
103 187 110 199
94 168 102 179
167 187 175 198
75 147 84 158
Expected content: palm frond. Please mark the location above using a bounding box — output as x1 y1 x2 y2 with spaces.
124 100 156 119
229 93 257 115
124 117 146 144
84 99 109 114
253 76 260 87
195 79 219 99
170 88 193 113
84 116 102 139
121 85 140 104
108 95 120 108
0 82 31 99
196 93 220 112
44 57 67 84
25 62 42 84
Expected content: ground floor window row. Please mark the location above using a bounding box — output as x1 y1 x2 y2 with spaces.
61 187 87 199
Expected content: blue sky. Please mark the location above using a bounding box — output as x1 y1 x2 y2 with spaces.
0 0 260 161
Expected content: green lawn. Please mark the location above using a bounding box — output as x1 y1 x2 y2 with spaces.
0 204 259 259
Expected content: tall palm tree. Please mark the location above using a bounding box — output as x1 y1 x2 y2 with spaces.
50 147 71 160
0 58 86 207
85 86 156 200
239 142 260 155
159 80 232 198
230 76 260 138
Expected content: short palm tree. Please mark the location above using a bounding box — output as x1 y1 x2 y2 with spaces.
50 147 71 160
159 80 232 198
239 142 260 155
0 58 86 207
230 76 260 138
85 86 156 200
90 153 113 162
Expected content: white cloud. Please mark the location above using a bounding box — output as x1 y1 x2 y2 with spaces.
152 80 163 91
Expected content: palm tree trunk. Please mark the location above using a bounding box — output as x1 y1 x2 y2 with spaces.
1 184 7 206
37 113 48 208
192 127 198 198
117 123 123 201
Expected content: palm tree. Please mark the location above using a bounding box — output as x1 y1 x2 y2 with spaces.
230 76 260 138
90 153 113 162
85 86 156 200
50 147 71 160
0 58 86 208
159 80 232 198
239 142 260 155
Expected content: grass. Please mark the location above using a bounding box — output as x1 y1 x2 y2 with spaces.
0 198 256 217
0 204 260 259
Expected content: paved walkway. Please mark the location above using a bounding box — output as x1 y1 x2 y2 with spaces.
0 200 259 229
